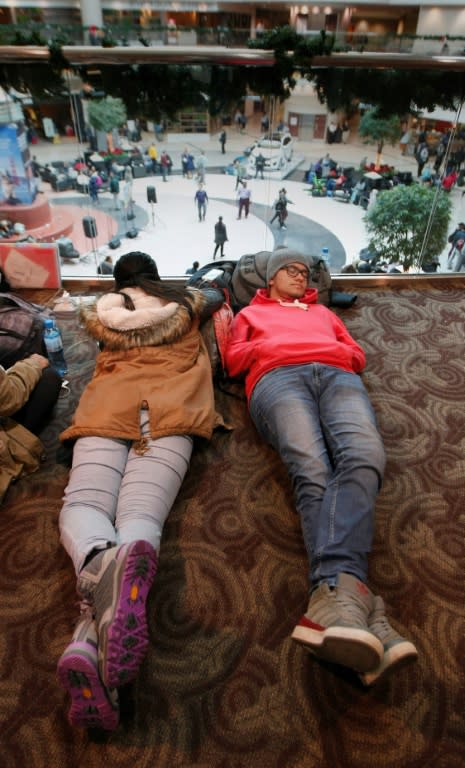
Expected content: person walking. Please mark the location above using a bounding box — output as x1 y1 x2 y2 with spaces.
219 129 227 154
270 188 293 230
56 251 217 730
195 150 207 184
255 153 266 179
194 183 208 221
89 170 100 204
186 152 195 179
224 248 418 685
148 142 158 174
237 181 251 219
181 148 190 178
213 216 228 259
160 150 171 182
234 159 246 191
122 166 135 220
109 172 120 209
447 221 465 269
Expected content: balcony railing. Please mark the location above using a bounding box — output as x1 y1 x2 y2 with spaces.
1 23 465 57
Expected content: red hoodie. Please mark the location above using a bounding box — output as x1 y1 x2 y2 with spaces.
225 288 366 401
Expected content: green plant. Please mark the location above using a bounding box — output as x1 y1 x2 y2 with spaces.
358 109 401 165
364 184 452 270
87 96 127 152
87 96 127 133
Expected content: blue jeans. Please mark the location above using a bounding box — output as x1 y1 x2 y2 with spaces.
249 364 386 587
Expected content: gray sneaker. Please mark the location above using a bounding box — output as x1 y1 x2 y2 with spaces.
57 613 119 731
77 540 157 689
291 573 383 673
359 596 418 686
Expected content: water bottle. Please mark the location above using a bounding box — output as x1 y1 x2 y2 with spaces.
321 246 330 266
43 318 68 376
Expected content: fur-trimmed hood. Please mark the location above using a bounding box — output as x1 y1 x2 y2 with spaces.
81 286 206 350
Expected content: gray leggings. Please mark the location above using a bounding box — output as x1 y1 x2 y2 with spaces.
59 414 193 575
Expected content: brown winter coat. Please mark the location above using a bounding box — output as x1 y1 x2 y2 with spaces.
0 359 46 503
61 286 215 445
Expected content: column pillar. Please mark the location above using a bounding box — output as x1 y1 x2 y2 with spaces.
250 8 256 39
79 0 104 39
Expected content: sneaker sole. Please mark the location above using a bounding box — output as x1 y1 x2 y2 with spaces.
359 641 418 686
291 620 384 673
57 644 119 731
97 540 157 689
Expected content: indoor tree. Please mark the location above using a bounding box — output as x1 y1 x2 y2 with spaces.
364 184 452 270
248 29 465 117
87 95 127 153
358 109 402 166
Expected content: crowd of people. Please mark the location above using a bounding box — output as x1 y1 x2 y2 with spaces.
303 131 465 213
24 117 465 278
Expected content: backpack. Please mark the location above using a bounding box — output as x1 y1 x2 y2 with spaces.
185 262 236 379
199 300 234 381
419 146 429 162
0 293 51 369
186 260 236 294
231 251 270 309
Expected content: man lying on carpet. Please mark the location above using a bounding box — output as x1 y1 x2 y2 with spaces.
224 247 418 686
57 251 218 731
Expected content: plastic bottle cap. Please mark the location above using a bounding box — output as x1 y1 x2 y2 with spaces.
44 318 54 328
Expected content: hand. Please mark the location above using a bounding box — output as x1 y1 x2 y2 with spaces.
28 354 49 370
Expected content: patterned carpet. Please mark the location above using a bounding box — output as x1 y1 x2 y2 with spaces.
1 280 464 768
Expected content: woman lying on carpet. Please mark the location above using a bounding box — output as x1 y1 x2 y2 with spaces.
57 251 217 731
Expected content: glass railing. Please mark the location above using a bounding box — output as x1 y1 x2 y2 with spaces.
1 44 465 283
2 24 465 54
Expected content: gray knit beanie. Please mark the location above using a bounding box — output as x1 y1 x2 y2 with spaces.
266 248 311 284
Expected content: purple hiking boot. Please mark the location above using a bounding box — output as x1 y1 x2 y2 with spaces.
57 614 119 730
77 540 158 689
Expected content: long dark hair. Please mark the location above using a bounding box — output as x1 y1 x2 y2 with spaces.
113 251 194 317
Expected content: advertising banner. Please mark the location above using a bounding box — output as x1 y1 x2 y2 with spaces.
0 242 61 288
0 122 38 205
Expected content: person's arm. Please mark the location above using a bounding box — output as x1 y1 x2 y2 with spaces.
332 315 366 372
0 354 49 418
224 313 259 378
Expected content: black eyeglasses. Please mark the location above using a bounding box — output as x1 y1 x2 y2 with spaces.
280 265 310 279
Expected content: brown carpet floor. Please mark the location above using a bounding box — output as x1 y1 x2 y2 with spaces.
1 280 464 768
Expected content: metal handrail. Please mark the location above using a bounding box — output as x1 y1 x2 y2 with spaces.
1 45 465 71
